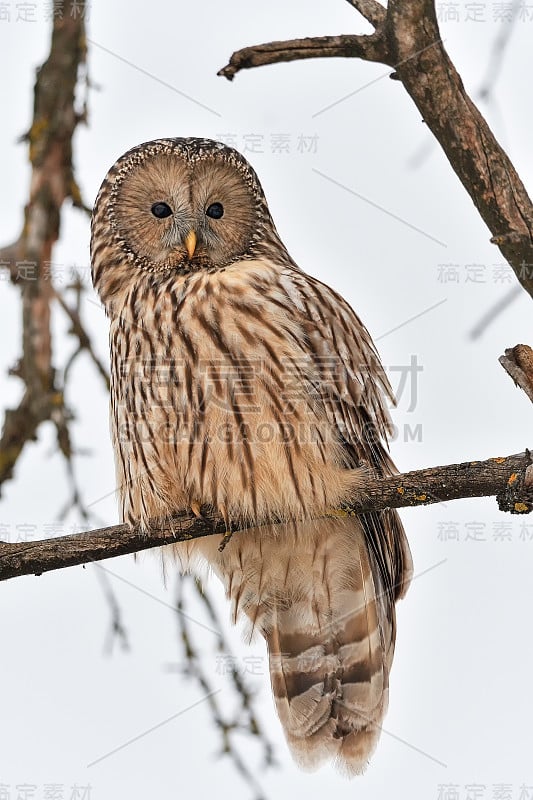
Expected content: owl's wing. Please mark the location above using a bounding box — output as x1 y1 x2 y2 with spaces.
285 268 412 603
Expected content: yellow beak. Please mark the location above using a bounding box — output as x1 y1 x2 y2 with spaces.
184 230 197 259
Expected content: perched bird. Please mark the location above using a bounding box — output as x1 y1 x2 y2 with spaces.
91 137 412 774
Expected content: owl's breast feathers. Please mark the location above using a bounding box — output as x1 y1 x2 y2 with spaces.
111 258 384 530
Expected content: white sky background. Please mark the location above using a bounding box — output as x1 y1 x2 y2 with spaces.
1 1 533 799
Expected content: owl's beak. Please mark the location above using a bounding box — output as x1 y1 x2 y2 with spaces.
184 230 197 259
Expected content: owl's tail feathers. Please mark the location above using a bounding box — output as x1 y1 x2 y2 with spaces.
265 524 394 775
187 515 408 774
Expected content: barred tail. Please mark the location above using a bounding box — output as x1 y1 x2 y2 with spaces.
186 515 410 773
266 521 394 773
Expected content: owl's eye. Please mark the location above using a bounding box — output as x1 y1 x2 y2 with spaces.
151 202 173 219
206 202 224 220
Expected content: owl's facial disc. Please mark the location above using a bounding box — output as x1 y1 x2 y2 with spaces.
111 150 258 272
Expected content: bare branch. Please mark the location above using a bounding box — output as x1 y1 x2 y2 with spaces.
345 0 387 27
0 7 87 491
386 0 533 299
1 450 531 583
174 577 274 797
53 286 110 390
477 0 520 102
500 345 533 404
0 390 62 487
469 286 522 340
94 566 131 654
217 33 390 81
0 240 20 282
218 0 533 299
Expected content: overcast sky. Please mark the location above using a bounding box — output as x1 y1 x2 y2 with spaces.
1 2 533 799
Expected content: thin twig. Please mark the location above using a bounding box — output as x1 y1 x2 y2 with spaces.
174 577 272 799
53 286 110 390
469 285 522 340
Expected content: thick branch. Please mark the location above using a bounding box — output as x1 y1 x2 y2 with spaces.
1 451 531 582
0 6 87 491
387 0 533 298
218 1 533 299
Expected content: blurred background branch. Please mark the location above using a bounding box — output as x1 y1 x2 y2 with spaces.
0 8 88 489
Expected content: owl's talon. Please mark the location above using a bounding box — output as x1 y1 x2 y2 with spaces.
191 501 204 519
218 503 234 551
218 527 234 552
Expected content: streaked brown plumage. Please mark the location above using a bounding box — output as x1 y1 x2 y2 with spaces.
91 137 412 773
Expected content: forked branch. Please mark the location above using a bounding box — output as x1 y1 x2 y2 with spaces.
218 0 533 299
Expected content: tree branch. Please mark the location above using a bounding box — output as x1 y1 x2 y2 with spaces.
1 450 531 583
218 0 533 299
500 344 533 404
0 6 87 491
345 0 387 27
386 0 533 298
52 285 110 391
217 33 390 80
174 576 275 795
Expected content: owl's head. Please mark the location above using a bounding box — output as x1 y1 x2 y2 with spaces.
91 138 283 294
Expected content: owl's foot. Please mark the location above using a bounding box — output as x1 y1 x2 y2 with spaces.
217 503 234 552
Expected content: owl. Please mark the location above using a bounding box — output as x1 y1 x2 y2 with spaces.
91 138 412 774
